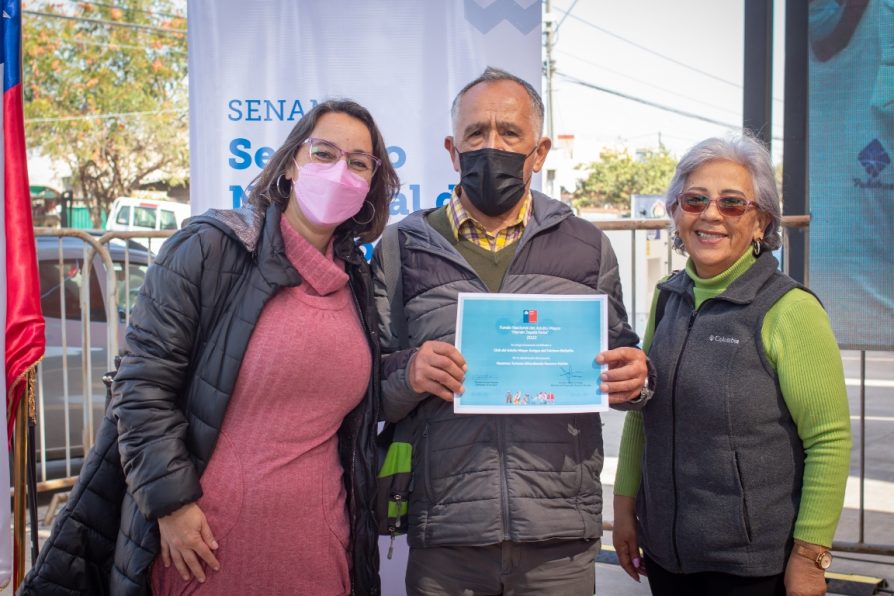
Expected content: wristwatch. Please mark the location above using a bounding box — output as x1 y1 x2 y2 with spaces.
628 357 657 405
630 384 654 405
795 543 833 570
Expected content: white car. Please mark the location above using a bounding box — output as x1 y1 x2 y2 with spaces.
105 197 190 252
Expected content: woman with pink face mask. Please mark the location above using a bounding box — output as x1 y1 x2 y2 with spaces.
20 101 400 596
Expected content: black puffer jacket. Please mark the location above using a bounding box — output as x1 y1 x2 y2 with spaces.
19 204 381 595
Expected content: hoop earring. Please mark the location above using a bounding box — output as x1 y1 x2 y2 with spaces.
275 174 292 198
752 239 762 256
672 230 686 254
352 201 375 226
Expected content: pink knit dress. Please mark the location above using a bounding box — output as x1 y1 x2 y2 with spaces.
151 219 371 595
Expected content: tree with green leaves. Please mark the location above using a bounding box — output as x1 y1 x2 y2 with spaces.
23 1 188 226
574 145 677 210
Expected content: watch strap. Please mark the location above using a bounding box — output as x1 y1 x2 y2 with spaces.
795 544 832 569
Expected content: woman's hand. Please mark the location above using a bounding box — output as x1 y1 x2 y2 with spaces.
613 494 646 582
784 541 828 596
158 503 220 583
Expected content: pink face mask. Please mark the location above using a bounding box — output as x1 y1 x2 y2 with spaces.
293 159 370 227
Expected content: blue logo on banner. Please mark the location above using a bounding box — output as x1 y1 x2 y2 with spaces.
857 139 890 178
464 0 539 34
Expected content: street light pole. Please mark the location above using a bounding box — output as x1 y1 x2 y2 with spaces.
544 0 555 142
543 0 556 197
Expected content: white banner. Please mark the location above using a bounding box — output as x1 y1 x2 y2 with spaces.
187 0 542 257
187 2 541 592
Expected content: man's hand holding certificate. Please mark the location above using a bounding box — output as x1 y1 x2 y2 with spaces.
406 294 649 410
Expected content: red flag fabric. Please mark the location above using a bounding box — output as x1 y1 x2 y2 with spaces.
3 0 45 442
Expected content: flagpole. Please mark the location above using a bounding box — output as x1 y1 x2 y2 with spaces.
27 371 39 563
12 373 27 589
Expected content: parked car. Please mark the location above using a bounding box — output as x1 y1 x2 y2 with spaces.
105 196 190 253
35 235 150 480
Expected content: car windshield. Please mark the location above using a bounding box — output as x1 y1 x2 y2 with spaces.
133 206 157 229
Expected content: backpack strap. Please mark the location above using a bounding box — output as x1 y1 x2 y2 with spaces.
380 225 408 350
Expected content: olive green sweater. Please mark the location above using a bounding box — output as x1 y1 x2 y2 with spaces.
615 249 852 547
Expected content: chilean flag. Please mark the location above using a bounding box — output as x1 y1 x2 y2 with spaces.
2 0 43 586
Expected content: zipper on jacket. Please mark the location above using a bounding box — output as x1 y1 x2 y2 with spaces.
347 270 378 596
669 306 700 570
496 418 511 540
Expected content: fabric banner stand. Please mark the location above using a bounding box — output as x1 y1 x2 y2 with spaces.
808 0 894 351
188 1 541 592
188 0 542 257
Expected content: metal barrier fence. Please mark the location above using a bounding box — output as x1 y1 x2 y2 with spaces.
31 228 171 494
30 217 892 559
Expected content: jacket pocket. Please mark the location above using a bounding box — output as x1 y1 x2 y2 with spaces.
196 430 244 543
733 452 753 544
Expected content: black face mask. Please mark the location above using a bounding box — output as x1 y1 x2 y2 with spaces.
458 147 534 217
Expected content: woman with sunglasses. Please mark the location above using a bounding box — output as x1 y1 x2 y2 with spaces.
21 100 399 596
612 134 851 596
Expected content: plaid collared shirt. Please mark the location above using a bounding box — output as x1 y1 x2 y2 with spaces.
446 189 532 252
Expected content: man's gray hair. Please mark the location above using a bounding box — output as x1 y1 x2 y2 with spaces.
665 133 782 252
450 66 545 135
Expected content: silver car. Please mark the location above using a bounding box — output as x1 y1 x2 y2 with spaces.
35 235 150 480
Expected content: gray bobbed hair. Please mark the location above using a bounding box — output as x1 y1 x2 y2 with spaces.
665 133 782 252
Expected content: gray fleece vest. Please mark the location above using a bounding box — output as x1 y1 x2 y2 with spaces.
638 253 806 576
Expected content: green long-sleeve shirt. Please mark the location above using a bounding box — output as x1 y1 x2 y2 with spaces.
614 249 852 547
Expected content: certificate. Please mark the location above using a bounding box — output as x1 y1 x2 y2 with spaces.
454 293 608 414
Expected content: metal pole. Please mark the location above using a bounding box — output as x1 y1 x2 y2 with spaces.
859 350 866 543
544 0 555 142
743 0 774 145
631 231 637 328
783 0 809 284
13 393 28 589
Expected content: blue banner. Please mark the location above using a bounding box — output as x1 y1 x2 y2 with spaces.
809 0 894 350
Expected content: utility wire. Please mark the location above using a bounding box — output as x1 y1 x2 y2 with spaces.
553 4 785 104
66 0 184 21
55 37 186 54
552 0 578 44
23 9 186 36
557 52 785 135
554 7 739 88
558 71 784 142
27 108 187 123
557 50 741 118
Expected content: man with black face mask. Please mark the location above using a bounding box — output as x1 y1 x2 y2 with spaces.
372 67 654 595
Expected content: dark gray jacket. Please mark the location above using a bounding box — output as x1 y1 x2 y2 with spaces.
639 252 805 576
372 192 641 548
20 204 382 595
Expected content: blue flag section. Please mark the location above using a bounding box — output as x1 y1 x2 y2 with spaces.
454 293 608 414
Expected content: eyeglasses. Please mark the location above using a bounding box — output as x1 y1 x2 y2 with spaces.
301 137 381 176
676 192 757 217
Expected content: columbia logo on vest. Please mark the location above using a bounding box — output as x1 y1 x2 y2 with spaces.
709 335 740 344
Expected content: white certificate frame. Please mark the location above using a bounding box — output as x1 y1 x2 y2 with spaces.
454 292 608 414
